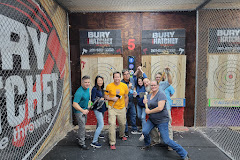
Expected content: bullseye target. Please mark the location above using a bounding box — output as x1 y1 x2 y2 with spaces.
213 60 240 93
89 63 118 88
151 61 181 89
142 55 186 98
81 56 123 89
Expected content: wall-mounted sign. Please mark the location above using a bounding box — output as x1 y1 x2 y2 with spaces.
142 29 186 55
172 98 186 107
79 30 123 55
0 1 67 159
208 99 240 107
208 28 240 53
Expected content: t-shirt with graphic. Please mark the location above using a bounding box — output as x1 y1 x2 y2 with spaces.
105 82 128 109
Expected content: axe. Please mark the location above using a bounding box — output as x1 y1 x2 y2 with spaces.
109 94 122 109
143 92 149 110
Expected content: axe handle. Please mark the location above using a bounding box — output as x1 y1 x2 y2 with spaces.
144 95 149 110
158 72 165 84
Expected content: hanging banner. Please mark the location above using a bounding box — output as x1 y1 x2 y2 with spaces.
142 29 186 55
208 28 240 53
0 0 70 159
79 30 123 55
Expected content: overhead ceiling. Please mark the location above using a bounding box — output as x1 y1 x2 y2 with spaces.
55 0 240 13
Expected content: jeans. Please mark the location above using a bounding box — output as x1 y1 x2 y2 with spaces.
92 110 104 143
136 105 146 129
142 121 188 159
125 101 137 132
74 112 87 145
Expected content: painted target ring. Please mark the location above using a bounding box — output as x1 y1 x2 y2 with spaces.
213 60 240 93
151 61 181 89
90 63 118 88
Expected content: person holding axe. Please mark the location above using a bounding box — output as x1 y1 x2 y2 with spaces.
141 80 190 160
104 71 129 150
121 69 140 136
150 67 173 147
90 75 108 148
72 75 90 150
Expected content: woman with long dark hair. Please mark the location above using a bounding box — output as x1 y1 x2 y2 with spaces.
90 75 107 148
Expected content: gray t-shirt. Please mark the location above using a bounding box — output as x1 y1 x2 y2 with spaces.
147 91 169 124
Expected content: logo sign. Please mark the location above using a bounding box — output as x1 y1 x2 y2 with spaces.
172 98 186 107
79 30 123 54
0 1 66 159
208 28 240 53
208 99 240 107
142 29 186 55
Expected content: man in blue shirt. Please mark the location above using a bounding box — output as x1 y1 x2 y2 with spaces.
72 75 90 150
121 69 142 136
165 85 175 142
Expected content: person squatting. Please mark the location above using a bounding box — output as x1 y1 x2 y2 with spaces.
72 67 190 160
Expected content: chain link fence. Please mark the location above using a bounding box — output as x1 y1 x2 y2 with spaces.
196 1 240 160
0 0 72 159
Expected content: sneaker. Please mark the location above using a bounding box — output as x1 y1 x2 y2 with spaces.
168 146 173 151
99 134 104 139
139 134 144 141
110 145 116 150
150 141 159 146
91 142 102 148
131 130 142 134
140 145 151 150
125 132 129 138
79 144 89 150
183 154 190 160
121 136 127 141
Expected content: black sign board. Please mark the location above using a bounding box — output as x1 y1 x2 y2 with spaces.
141 29 186 55
79 30 123 55
208 28 240 53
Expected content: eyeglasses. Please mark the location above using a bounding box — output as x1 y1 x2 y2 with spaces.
151 85 157 87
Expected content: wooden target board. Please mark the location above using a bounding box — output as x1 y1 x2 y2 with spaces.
142 55 186 99
207 54 240 100
80 55 123 89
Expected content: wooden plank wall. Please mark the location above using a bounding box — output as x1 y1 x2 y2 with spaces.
81 55 123 89
69 12 196 126
142 55 186 99
207 54 240 99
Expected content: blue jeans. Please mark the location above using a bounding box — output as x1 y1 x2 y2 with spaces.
136 105 146 129
125 101 137 132
142 120 188 159
92 110 104 143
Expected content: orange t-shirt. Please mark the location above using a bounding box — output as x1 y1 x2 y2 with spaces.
105 82 128 109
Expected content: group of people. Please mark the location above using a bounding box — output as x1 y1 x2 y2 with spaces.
72 66 190 160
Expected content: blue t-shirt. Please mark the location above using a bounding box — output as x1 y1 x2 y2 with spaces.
159 81 170 92
91 86 107 113
147 91 169 124
73 86 90 113
165 85 175 110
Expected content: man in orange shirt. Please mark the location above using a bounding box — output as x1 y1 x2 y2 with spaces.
105 71 129 150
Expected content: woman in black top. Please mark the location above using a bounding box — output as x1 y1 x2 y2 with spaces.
90 75 107 148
